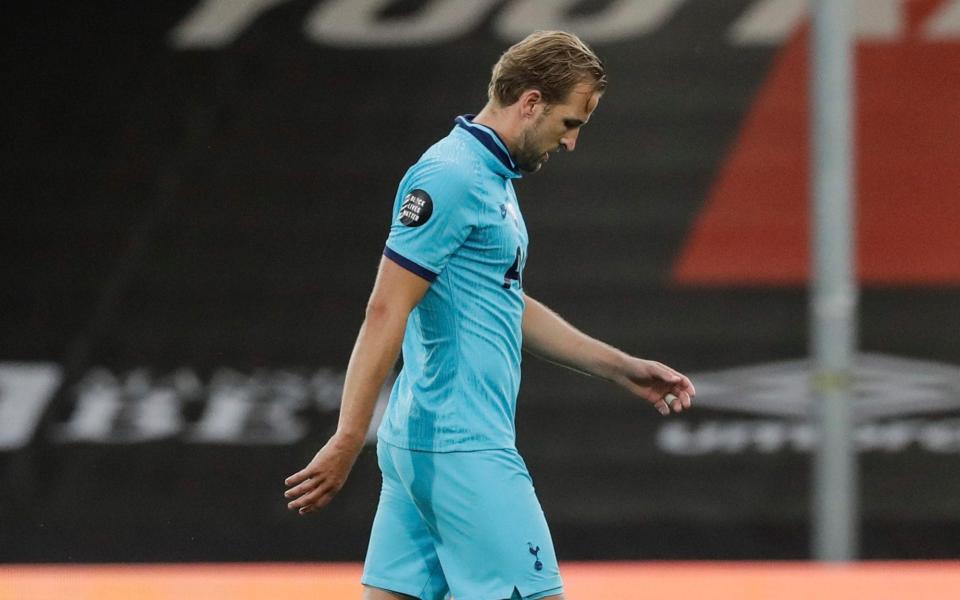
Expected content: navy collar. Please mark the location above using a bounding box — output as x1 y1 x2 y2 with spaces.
455 115 521 178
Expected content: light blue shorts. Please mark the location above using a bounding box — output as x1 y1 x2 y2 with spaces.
361 439 563 600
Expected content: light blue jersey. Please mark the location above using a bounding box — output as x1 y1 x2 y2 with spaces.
379 115 528 452
367 116 562 599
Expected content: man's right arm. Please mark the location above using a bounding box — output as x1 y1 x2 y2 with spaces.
284 256 429 515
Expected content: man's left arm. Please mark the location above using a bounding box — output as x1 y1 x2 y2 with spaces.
521 294 695 415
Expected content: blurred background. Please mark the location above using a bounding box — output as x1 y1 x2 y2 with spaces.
3 0 960 595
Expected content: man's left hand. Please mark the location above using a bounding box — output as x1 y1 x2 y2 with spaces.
614 357 695 416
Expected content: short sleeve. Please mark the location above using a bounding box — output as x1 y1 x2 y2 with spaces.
384 158 477 282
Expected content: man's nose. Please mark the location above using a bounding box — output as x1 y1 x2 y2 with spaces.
560 129 579 152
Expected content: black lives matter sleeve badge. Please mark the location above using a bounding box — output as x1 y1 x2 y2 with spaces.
399 189 433 227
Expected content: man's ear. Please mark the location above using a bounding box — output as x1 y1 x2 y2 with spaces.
517 89 544 120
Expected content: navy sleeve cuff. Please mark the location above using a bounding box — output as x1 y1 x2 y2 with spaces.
383 246 438 282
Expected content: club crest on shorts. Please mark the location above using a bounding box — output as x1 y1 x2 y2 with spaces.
399 189 433 227
527 543 543 571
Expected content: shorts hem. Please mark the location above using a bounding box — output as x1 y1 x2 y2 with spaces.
455 579 564 600
522 584 565 600
361 574 430 599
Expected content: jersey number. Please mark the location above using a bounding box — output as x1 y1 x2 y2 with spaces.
503 247 522 290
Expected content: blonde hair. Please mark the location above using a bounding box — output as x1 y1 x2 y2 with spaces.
488 31 607 107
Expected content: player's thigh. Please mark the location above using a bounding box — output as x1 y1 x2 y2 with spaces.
362 442 449 600
403 449 564 600
525 592 565 600
362 586 421 600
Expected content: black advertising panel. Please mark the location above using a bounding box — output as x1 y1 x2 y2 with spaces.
3 0 960 562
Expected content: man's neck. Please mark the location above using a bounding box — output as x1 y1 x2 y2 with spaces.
472 103 521 157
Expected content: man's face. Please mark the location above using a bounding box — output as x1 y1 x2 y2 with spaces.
515 82 602 173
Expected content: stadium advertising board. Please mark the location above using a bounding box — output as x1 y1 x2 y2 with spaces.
4 0 960 561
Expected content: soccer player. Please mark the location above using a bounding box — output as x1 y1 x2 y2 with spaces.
285 31 695 600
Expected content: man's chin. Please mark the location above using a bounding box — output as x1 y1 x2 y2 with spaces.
518 155 547 173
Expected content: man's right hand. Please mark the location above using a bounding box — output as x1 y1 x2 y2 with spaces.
284 432 364 515
284 257 430 516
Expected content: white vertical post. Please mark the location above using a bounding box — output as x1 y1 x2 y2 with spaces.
810 0 859 561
